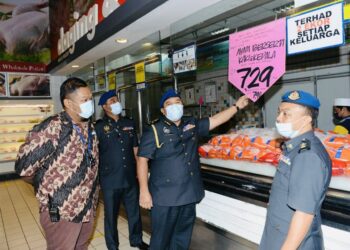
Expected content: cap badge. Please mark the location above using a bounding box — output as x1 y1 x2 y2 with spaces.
288 91 300 100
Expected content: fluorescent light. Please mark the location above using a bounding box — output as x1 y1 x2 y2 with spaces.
211 27 229 36
72 65 80 68
115 38 128 44
143 42 152 47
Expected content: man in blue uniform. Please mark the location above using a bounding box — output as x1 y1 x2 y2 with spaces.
95 90 148 250
333 98 350 134
137 89 249 250
260 90 332 250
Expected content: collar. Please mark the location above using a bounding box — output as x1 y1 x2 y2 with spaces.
161 115 183 127
283 130 314 153
103 114 121 124
340 116 350 122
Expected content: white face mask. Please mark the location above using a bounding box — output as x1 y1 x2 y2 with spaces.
110 102 122 115
165 104 183 122
78 100 94 119
275 122 299 138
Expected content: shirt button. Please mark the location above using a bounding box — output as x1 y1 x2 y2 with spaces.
170 138 173 142
166 179 170 182
122 148 125 151
188 162 191 165
183 143 185 147
185 152 188 156
190 172 194 176
180 135 183 138
121 140 124 143
123 157 125 160
123 165 126 168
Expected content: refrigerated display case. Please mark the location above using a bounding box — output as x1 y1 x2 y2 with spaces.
197 128 350 249
0 100 53 174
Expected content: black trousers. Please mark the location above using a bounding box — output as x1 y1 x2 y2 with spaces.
150 203 196 250
102 186 143 250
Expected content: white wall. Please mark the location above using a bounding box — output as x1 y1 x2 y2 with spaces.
50 75 67 114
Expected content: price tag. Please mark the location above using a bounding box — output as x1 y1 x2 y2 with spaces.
228 18 286 102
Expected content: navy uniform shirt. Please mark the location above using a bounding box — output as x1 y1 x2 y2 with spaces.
95 116 138 190
138 116 210 206
259 131 332 250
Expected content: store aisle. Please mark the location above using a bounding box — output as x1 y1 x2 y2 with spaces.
0 179 150 250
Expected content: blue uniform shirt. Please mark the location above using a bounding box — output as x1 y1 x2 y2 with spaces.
259 131 332 250
138 116 210 206
95 116 138 190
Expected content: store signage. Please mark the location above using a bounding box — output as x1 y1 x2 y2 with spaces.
136 82 147 91
0 62 46 73
287 2 344 55
48 0 167 71
345 4 350 23
228 18 286 102
135 62 145 83
173 44 197 74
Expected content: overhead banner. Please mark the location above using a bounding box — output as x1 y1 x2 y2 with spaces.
287 2 345 55
48 0 167 71
135 62 145 83
173 44 197 74
228 18 286 102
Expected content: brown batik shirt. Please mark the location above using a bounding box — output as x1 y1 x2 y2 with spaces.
15 111 99 223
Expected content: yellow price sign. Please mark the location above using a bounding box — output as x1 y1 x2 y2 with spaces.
108 73 116 90
135 62 145 83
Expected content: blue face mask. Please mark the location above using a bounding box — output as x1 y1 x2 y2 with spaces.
110 102 122 115
165 104 183 122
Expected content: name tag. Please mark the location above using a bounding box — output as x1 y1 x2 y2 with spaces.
183 124 196 132
279 155 291 166
122 127 134 131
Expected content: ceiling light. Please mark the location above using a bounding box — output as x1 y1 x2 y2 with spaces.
115 38 128 44
211 27 229 36
72 65 80 68
143 42 152 47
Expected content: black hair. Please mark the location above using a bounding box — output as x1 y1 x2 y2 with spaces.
303 106 319 128
60 77 87 108
335 106 350 112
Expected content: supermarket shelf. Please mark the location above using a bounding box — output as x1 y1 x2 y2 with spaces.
0 122 40 126
0 114 44 117
0 131 28 135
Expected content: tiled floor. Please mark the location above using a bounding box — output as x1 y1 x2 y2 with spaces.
0 179 150 250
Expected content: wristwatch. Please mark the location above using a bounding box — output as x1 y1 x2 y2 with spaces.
233 104 240 111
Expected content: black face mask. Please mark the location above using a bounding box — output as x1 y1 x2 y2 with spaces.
333 112 341 124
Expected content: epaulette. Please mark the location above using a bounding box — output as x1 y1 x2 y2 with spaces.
298 139 311 153
150 118 159 125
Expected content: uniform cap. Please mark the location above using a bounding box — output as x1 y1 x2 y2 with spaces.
98 90 116 105
160 89 181 108
334 98 350 107
281 90 320 109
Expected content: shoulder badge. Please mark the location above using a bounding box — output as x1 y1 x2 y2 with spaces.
299 139 311 153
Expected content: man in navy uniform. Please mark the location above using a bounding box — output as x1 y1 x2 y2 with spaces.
95 90 148 250
333 98 350 134
260 90 332 250
137 89 249 250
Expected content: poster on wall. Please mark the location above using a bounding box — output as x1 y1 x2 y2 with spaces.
0 0 49 73
287 2 344 55
205 84 217 103
173 44 197 74
185 87 195 105
228 18 286 102
0 72 6 96
8 73 50 97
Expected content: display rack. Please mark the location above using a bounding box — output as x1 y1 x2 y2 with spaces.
0 100 53 172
